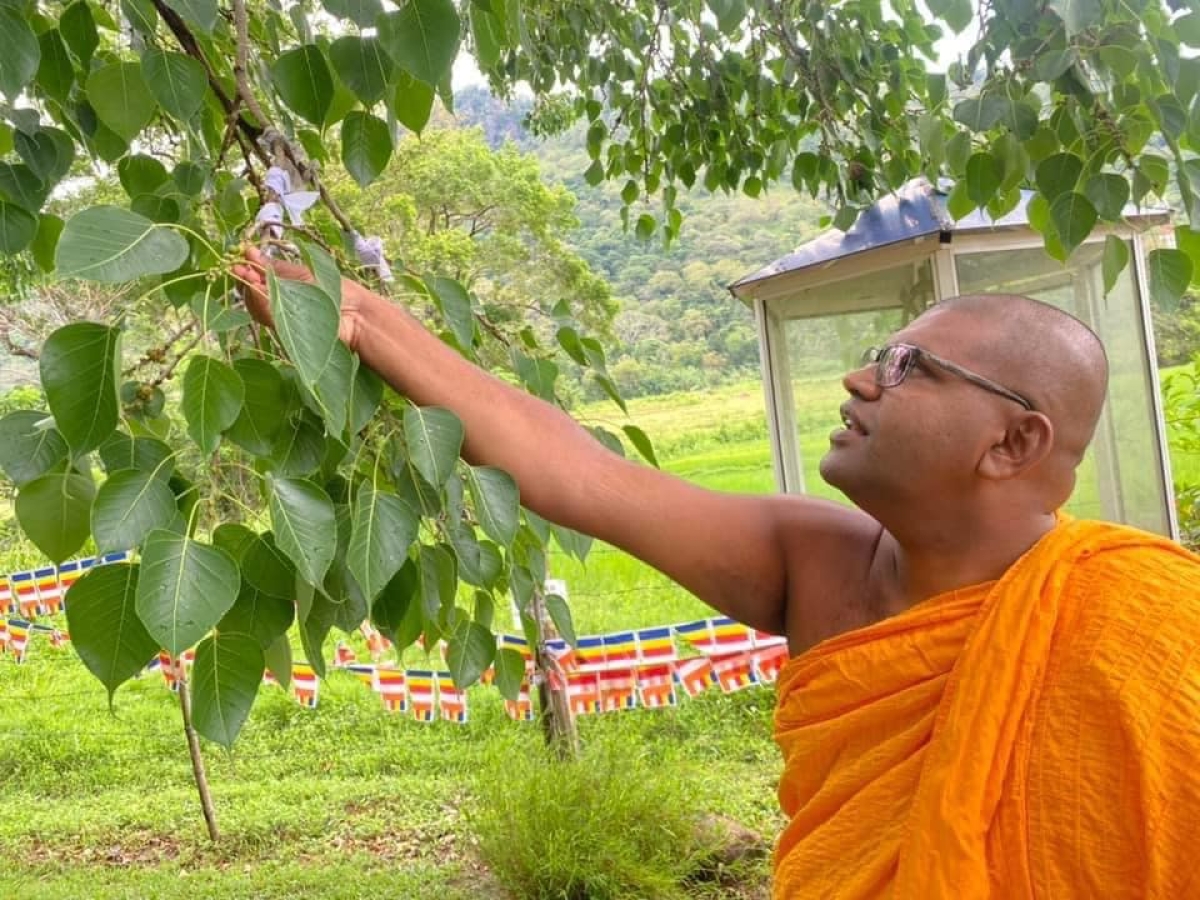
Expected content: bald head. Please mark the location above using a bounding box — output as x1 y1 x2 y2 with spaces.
933 294 1109 462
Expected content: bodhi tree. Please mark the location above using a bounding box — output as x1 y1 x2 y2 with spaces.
0 0 1198 835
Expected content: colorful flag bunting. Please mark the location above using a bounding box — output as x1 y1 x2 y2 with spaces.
292 664 319 708
504 682 534 721
55 557 88 595
635 663 678 708
436 672 467 723
674 657 715 697
334 641 357 667
711 652 758 693
33 567 62 616
0 577 12 616
572 635 607 671
750 645 789 684
602 631 638 666
406 670 436 722
8 619 30 663
373 667 407 712
10 571 37 620
0 619 8 653
598 667 637 712
635 626 676 663
566 670 601 715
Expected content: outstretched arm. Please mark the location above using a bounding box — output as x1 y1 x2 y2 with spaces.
235 251 877 641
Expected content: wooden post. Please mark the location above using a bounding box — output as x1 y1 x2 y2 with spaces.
177 673 221 842
530 587 578 761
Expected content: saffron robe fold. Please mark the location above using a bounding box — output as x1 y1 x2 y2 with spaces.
773 518 1200 899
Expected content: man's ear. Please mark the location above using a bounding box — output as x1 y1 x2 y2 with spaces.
977 412 1054 480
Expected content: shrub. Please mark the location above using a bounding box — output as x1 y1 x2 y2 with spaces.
469 734 723 900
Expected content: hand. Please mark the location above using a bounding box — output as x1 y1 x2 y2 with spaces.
232 246 314 330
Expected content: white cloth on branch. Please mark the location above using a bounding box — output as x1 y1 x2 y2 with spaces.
354 234 393 282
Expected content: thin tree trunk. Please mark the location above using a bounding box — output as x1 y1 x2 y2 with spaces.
177 674 220 842
531 588 578 761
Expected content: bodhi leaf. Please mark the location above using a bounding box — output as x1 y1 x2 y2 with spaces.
217 582 294 649
264 634 293 689
1048 192 1096 259
142 49 208 121
191 633 264 749
390 70 435 134
0 202 36 253
164 0 218 33
330 36 393 106
465 466 519 546
377 0 461 87
136 529 239 656
86 62 157 142
371 558 422 648
268 275 351 434
493 646 526 702
15 128 74 184
91 468 178 555
0 8 39 102
56 206 189 282
403 406 463 488
65 563 158 707
241 532 296 599
446 619 495 689
622 425 659 468
182 355 245 456
15 466 96 563
226 359 288 455
0 411 68 486
1149 248 1193 311
347 484 417 602
341 111 393 188
97 432 173 480
272 45 335 127
40 322 120 455
1102 235 1130 296
268 475 337 587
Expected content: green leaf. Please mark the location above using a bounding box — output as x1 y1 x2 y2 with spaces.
56 206 189 282
1034 153 1082 203
0 162 48 213
1049 0 1101 34
268 275 352 435
164 0 217 33
341 111 393 188
446 620 495 689
0 8 39 101
330 36 393 107
493 646 526 702
191 633 264 749
1101 234 1129 296
0 411 68 486
264 634 293 688
182 356 245 456
122 0 158 35
268 476 337 587
1148 248 1193 312
964 152 1001 209
544 590 576 647
952 94 1008 132
465 466 519 546
136 530 239 656
35 29 75 105
39 322 120 456
296 580 336 677
272 45 335 127
371 558 421 648
706 0 746 34
1048 192 1096 259
322 0 383 27
429 275 475 348
91 469 177 555
622 425 658 467
470 4 504 68
98 432 173 480
269 412 326 477
417 543 456 625
1083 173 1129 222
86 62 157 142
449 524 502 588
241 533 296 599
0 201 36 253
31 213 63 272
403 406 463 488
65 563 158 706
347 484 417 603
212 523 257 562
927 0 972 32
226 359 288 455
191 293 251 333
1178 12 1200 47
60 1 98 69
390 69 436 134
378 0 461 87
143 49 208 121
349 365 383 435
174 160 207 196
15 128 74 184
15 467 95 563
117 155 170 198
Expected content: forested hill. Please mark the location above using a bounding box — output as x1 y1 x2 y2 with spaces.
453 87 830 398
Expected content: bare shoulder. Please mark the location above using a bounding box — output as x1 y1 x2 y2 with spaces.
769 496 884 652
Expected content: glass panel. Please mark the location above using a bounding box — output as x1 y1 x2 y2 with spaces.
956 243 1169 535
777 259 935 502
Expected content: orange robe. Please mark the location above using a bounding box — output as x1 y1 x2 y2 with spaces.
773 518 1200 899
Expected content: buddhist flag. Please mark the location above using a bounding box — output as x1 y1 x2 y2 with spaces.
49 628 68 648
98 551 131 565
56 558 88 596
573 635 606 671
752 629 787 650
636 663 678 708
292 664 319 708
711 651 757 693
333 641 357 667
33 566 62 616
10 571 37 619
0 619 8 654
504 682 534 721
436 672 468 723
158 651 180 691
0 577 12 616
751 645 789 684
674 656 715 697
373 667 407 712
566 670 601 715
598 667 637 712
345 663 376 689
8 619 30 662
602 631 638 666
407 670 436 722
498 633 534 672
360 621 392 660
635 626 676 663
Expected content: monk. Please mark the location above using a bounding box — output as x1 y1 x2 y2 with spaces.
235 249 1200 898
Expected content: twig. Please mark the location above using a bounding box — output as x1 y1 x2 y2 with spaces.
150 331 205 388
232 0 271 130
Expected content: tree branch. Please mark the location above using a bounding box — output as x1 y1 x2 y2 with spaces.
232 0 271 130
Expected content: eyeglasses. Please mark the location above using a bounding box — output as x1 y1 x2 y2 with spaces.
861 343 1036 411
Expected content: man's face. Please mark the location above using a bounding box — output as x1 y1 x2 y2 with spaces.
819 307 1008 513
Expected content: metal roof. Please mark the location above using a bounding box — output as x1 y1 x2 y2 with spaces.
730 178 1168 293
